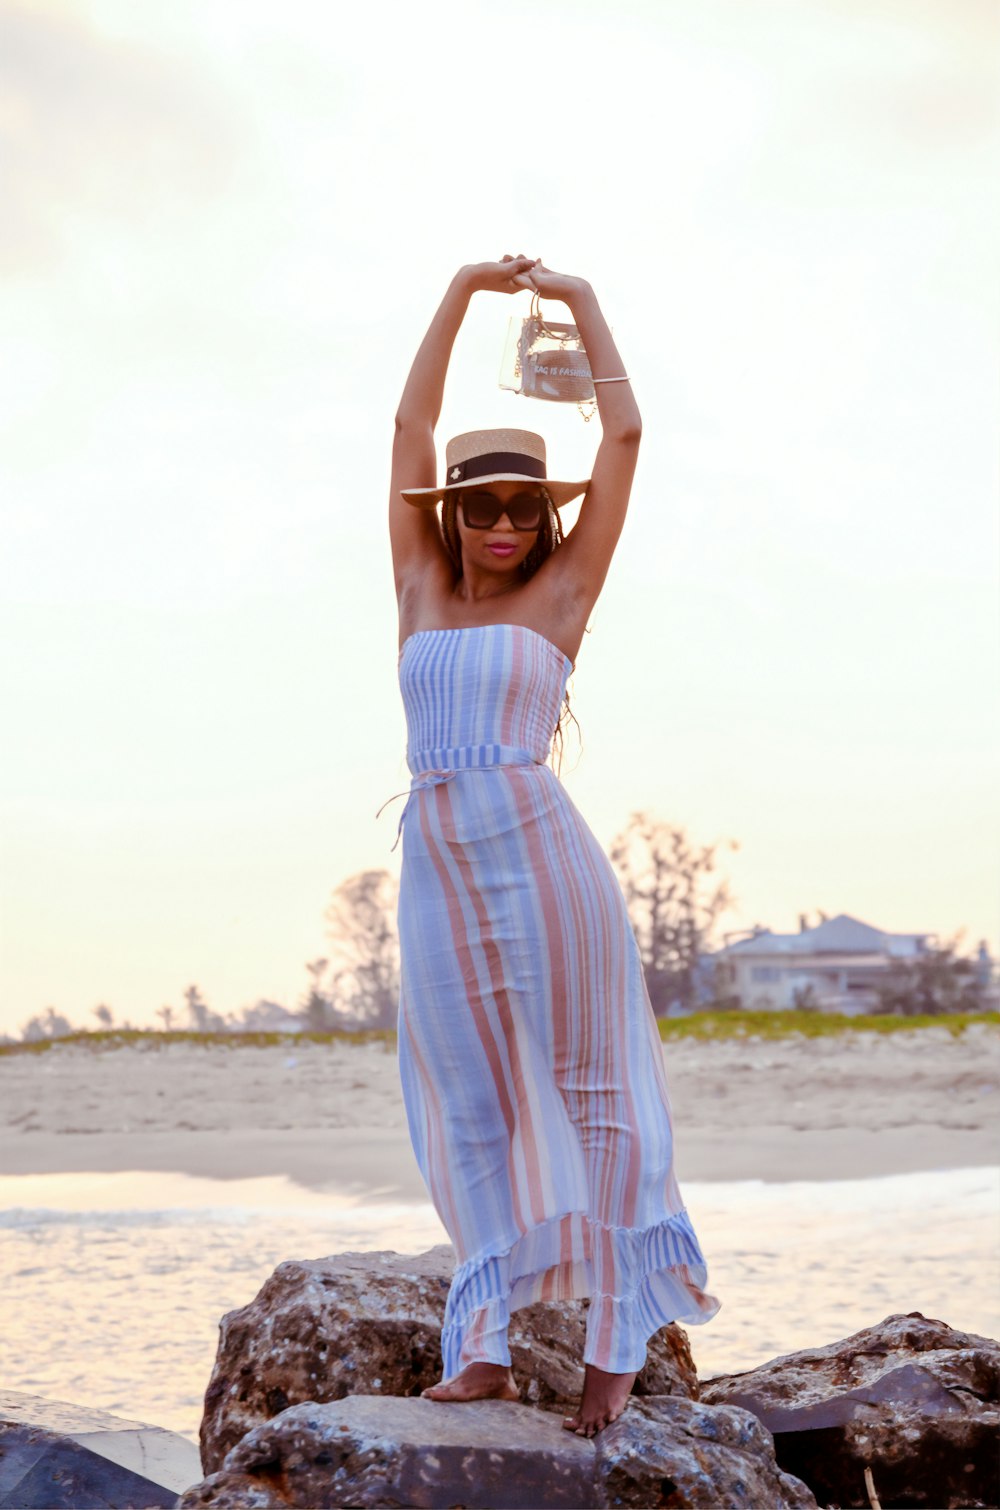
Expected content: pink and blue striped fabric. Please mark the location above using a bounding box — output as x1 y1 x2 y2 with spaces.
391 622 719 1379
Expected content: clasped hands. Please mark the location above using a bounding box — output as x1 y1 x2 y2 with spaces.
462 255 587 304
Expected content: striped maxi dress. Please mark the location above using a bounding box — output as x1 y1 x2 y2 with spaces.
381 621 719 1381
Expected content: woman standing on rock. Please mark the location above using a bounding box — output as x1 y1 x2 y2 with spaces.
382 255 720 1438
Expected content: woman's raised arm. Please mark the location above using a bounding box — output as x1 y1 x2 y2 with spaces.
523 265 642 616
389 257 538 596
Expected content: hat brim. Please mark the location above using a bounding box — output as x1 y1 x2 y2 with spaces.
401 473 590 510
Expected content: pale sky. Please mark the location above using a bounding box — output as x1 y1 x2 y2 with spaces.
2 0 997 1036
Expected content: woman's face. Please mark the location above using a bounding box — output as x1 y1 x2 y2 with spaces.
454 481 543 574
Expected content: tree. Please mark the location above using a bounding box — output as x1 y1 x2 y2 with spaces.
92 1003 114 1029
183 984 227 1033
324 870 400 1030
610 812 738 1016
21 1006 74 1041
300 957 337 1033
875 932 987 1016
156 1004 175 1032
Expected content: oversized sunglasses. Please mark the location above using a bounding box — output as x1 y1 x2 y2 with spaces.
459 490 546 531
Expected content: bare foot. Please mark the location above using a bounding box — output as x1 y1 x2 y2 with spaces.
421 1361 519 1403
562 1363 639 1437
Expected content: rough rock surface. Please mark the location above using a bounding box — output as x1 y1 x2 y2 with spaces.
0 1387 201 1509
199 1243 698 1473
701 1311 1000 1509
178 1393 816 1509
174 1473 286 1510
593 1395 816 1510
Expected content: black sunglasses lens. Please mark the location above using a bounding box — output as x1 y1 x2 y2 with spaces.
461 492 500 528
508 493 545 529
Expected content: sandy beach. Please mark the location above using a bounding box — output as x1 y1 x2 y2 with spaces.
2 1025 997 1192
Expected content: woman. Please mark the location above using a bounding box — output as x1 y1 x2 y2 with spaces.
384 256 719 1438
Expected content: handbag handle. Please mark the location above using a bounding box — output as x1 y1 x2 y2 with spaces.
530 291 572 343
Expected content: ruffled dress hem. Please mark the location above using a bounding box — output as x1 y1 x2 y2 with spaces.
439 1205 721 1379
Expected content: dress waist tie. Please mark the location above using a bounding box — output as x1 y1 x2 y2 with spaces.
375 769 460 853
376 748 546 853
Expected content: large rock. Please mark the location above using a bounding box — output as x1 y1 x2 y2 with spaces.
701 1311 1000 1509
179 1393 816 1509
595 1395 816 1509
200 1244 698 1472
0 1387 201 1509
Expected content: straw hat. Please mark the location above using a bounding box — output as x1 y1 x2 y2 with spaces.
400 429 590 510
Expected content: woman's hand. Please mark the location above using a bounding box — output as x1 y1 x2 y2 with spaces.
461 255 539 295
518 260 590 304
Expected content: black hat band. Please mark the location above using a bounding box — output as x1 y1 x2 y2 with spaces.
446 451 546 486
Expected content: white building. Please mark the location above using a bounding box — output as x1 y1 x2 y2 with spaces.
714 912 941 1014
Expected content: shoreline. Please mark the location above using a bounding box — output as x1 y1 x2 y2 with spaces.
2 1125 998 1193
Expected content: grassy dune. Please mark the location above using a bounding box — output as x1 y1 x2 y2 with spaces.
0 1027 398 1058
2 1011 997 1058
656 1008 1000 1041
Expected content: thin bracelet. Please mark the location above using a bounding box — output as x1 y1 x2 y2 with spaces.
591 375 630 384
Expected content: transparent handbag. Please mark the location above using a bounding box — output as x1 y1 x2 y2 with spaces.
499 293 598 420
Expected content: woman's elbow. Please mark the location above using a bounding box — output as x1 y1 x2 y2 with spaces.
394 412 432 440
608 417 642 446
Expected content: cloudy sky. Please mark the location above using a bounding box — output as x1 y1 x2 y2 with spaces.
1 0 997 1036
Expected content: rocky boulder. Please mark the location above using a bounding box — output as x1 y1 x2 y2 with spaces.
701 1311 1000 1509
0 1387 201 1509
595 1395 817 1509
199 1243 698 1473
179 1393 816 1509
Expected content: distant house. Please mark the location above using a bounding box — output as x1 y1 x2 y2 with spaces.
711 912 959 1014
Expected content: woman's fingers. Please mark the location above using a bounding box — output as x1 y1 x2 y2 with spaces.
495 254 539 292
510 256 539 286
